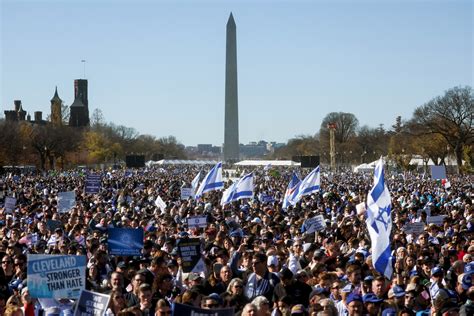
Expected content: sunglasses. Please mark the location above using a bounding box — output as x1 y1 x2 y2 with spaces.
205 304 219 308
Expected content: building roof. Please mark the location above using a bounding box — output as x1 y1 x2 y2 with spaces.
50 86 62 102
70 96 85 107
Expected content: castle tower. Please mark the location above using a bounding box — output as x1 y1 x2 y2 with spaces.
12 100 27 121
69 95 87 127
50 86 63 126
74 79 89 126
223 12 240 162
69 79 89 127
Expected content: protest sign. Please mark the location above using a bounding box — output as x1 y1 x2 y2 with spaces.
259 194 275 203
27 254 86 299
430 166 447 180
180 187 193 200
38 298 75 315
178 238 204 273
4 196 17 213
427 215 447 226
356 202 366 215
19 233 38 246
304 215 326 234
173 303 234 316
108 228 144 256
58 191 76 213
85 175 101 194
403 222 425 235
73 290 110 316
187 216 207 229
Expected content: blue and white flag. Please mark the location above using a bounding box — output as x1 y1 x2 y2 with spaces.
221 181 238 206
292 166 320 204
191 171 201 196
195 162 223 198
365 157 393 279
283 172 301 209
221 173 254 205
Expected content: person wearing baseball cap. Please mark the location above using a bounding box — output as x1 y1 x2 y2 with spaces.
362 293 383 316
346 293 363 316
387 285 405 310
456 273 472 302
464 262 474 276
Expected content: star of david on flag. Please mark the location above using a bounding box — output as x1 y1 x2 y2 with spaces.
366 157 393 279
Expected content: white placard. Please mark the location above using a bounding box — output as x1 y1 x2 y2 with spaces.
427 215 446 226
187 215 207 229
4 196 17 213
58 191 76 213
304 215 326 234
356 202 366 215
181 187 193 200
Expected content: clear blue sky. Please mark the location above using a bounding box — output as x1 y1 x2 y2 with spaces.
1 0 472 146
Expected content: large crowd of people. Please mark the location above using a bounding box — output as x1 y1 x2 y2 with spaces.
0 164 473 316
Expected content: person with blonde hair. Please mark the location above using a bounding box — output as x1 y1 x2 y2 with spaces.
242 303 257 316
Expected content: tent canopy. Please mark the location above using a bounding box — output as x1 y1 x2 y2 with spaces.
147 159 218 166
234 160 300 167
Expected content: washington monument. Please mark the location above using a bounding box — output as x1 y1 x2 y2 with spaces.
224 12 239 162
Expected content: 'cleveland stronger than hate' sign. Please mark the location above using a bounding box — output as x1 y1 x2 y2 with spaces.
27 254 86 299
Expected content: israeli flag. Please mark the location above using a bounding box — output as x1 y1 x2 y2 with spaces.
293 166 320 204
195 162 224 198
191 171 201 196
283 172 301 209
366 157 393 279
221 181 238 206
221 173 254 206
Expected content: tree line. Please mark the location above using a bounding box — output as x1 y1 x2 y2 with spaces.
0 86 472 173
0 109 186 170
273 86 473 173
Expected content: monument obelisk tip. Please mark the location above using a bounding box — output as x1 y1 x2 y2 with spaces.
227 12 236 27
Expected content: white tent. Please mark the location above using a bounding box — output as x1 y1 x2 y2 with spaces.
234 160 300 167
353 163 374 173
146 159 218 166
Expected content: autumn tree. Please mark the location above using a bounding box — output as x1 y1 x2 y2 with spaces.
412 86 473 172
273 135 320 159
0 120 27 166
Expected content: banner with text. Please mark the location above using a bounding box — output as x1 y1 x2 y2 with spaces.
108 228 144 256
427 215 447 226
402 222 425 235
58 191 76 213
4 196 17 213
178 238 204 273
73 290 110 316
304 215 327 234
180 187 193 200
85 175 101 194
27 254 86 299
